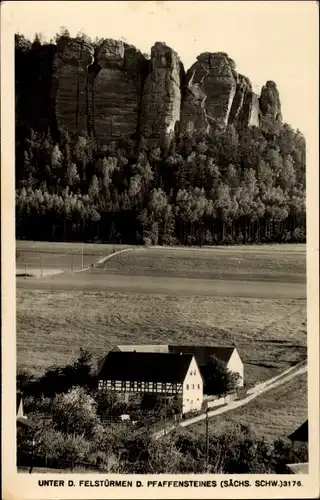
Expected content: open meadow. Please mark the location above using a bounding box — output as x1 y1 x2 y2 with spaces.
95 244 306 283
16 240 130 275
16 243 307 388
191 372 307 443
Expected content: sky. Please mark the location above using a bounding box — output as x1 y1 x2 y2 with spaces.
4 1 319 136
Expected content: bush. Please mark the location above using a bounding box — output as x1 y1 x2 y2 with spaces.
51 386 100 438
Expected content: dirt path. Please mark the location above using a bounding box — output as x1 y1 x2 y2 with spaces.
154 361 307 439
73 247 133 273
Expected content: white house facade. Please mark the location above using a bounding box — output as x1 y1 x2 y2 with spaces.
181 356 203 413
225 348 244 387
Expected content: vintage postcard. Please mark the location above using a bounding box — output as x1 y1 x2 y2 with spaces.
1 1 319 499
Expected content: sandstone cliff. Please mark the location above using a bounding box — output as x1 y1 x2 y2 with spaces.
180 52 238 135
89 39 147 144
260 80 282 122
139 42 182 149
52 37 94 135
15 37 283 147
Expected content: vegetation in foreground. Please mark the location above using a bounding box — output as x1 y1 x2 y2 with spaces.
16 33 305 246
17 352 307 474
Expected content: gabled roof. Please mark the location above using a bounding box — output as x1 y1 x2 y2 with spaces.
112 344 238 366
169 345 236 366
288 421 308 442
114 344 169 353
98 351 194 383
17 416 33 428
286 462 309 474
16 392 22 415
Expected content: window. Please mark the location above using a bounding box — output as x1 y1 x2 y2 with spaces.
121 381 126 391
98 380 105 389
111 380 116 389
130 381 135 390
137 381 142 390
198 384 200 389
186 384 189 390
162 383 166 392
192 384 194 390
153 382 157 392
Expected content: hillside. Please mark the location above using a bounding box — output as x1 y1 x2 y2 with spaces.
15 31 306 245
191 372 307 443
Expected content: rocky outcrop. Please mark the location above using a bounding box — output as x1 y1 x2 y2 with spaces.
180 52 237 135
15 36 284 147
245 91 260 127
89 39 146 143
260 80 282 122
140 42 182 149
52 37 94 135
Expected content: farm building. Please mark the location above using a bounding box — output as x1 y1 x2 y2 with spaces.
113 344 244 390
97 351 203 414
287 420 308 474
288 420 308 444
16 392 32 428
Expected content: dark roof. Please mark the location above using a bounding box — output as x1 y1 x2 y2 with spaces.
169 345 236 366
113 344 238 366
17 416 33 427
288 421 308 442
98 351 194 383
16 392 22 415
114 345 169 353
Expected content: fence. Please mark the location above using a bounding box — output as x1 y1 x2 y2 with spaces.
205 392 237 410
16 252 94 277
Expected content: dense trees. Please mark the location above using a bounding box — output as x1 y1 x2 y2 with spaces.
15 34 306 246
202 355 240 396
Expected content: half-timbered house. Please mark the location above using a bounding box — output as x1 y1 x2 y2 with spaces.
97 351 203 414
113 344 244 389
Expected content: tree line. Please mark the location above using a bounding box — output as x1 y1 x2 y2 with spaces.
15 33 306 246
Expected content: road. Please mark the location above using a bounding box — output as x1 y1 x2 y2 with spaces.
154 361 307 439
16 271 306 299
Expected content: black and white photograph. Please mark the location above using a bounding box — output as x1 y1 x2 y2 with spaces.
1 0 319 498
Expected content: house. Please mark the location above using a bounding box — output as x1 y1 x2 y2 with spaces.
97 351 203 414
169 345 244 388
287 420 308 474
16 392 32 428
113 344 244 390
288 420 308 444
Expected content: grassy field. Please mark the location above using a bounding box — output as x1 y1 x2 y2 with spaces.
16 241 130 272
97 245 306 282
191 372 307 443
16 242 307 386
16 289 307 386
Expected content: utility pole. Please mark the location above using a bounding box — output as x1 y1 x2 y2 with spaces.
205 407 209 473
164 391 167 436
81 242 84 270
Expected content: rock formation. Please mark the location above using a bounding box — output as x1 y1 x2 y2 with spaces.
15 36 284 147
89 39 145 144
260 80 282 122
52 37 94 135
180 52 238 135
139 42 182 149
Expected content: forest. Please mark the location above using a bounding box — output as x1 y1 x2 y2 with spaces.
15 33 306 246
